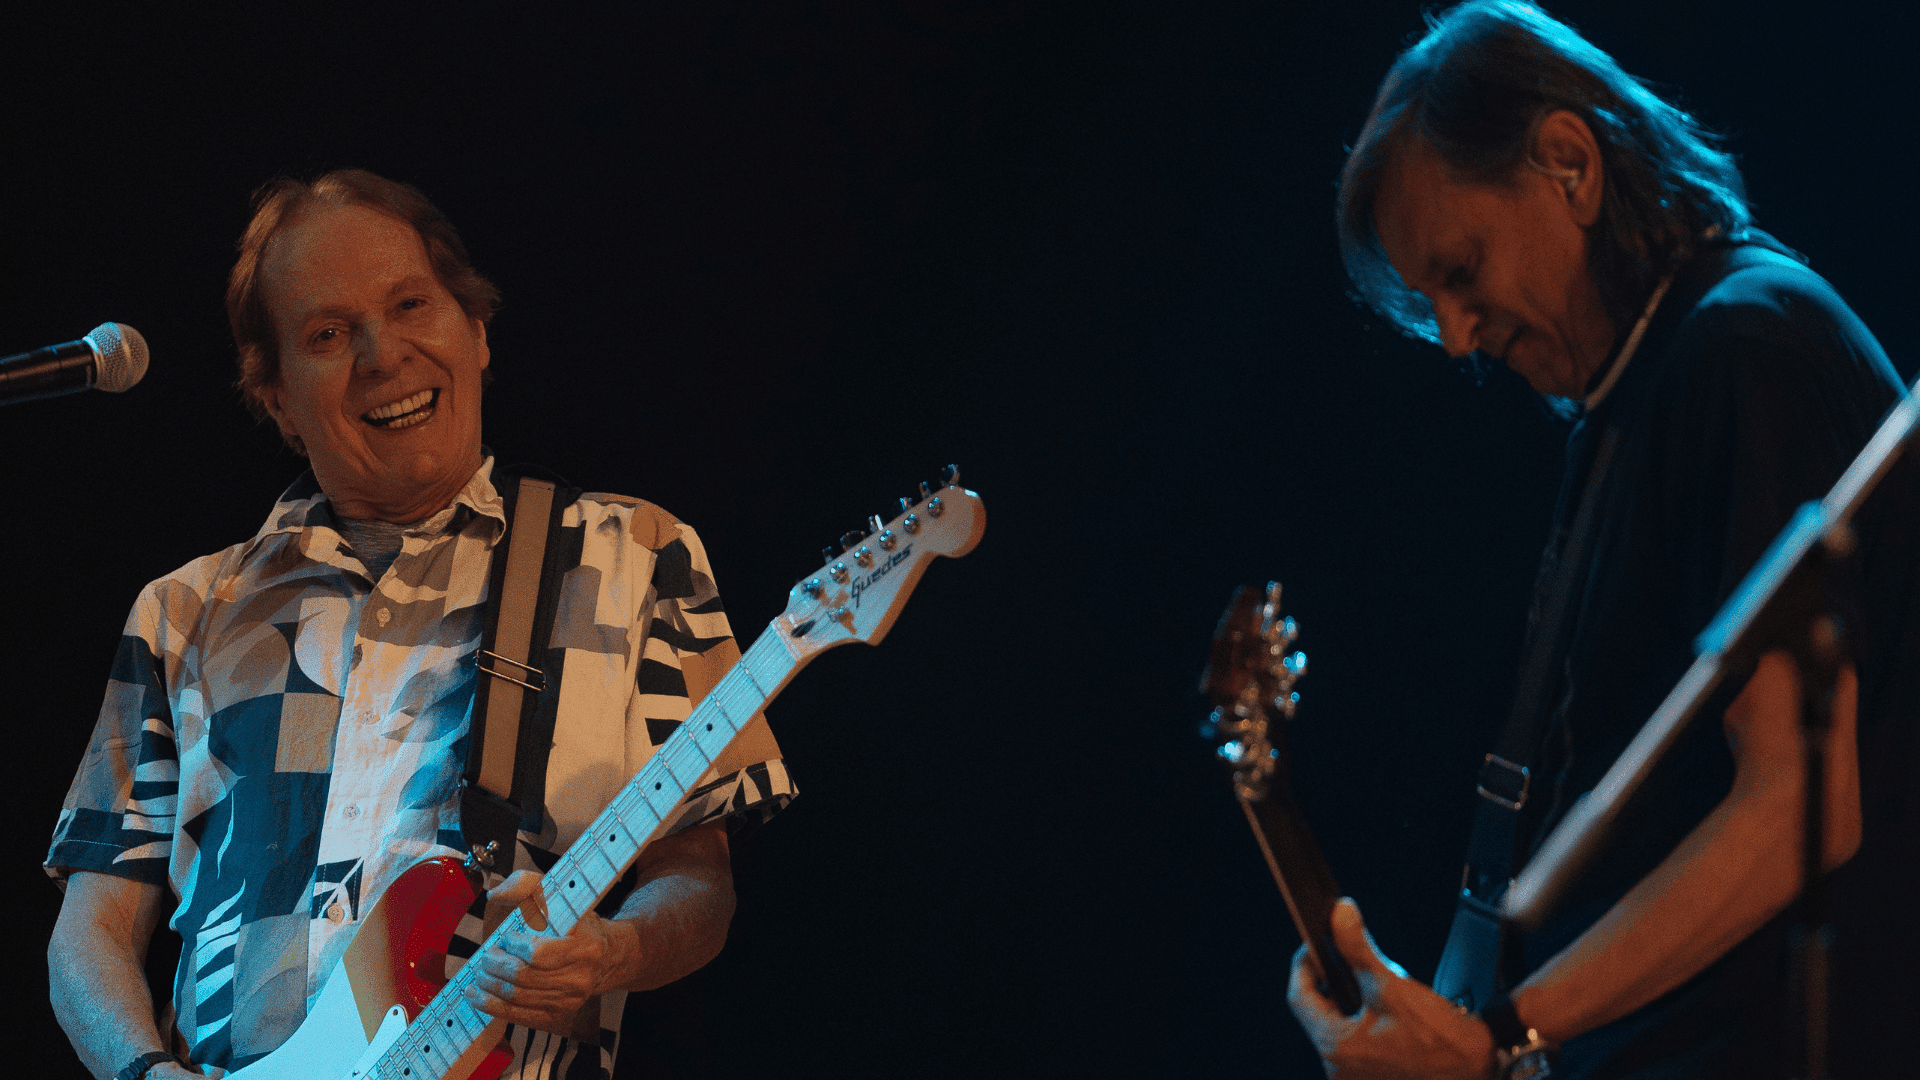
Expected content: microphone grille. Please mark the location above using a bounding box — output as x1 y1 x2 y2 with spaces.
85 322 150 393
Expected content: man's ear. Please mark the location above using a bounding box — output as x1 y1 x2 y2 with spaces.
259 382 307 456
1533 109 1604 227
474 317 490 371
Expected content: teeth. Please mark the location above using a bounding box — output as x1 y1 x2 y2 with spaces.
383 405 434 430
366 389 435 421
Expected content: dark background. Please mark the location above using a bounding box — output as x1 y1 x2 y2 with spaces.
3 2 1914 1077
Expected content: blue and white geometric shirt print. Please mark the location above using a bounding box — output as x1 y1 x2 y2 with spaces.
47 457 795 1078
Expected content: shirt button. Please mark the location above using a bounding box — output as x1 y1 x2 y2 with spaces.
343 805 361 820
326 903 345 924
376 607 392 628
356 709 378 725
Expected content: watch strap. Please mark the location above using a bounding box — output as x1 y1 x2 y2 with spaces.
114 1050 182 1080
1479 991 1531 1048
1479 992 1554 1079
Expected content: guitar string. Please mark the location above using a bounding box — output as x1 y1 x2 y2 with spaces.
540 633 781 927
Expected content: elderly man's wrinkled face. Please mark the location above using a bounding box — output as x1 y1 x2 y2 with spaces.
260 203 490 522
1374 126 1616 399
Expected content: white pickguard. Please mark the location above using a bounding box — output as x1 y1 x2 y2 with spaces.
222 957 406 1080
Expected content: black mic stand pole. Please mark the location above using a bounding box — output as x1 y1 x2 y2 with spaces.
1502 372 1920 1080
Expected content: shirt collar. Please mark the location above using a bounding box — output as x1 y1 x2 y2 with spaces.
247 453 507 556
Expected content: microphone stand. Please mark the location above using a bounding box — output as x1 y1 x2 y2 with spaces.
1501 373 1920 1080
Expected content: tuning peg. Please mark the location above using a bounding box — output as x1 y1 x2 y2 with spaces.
869 514 886 534
939 464 960 487
840 530 865 552
918 481 933 501
822 546 838 566
899 496 915 514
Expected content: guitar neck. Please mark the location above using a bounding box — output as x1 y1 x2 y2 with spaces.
369 625 805 1079
1237 789 1362 1015
532 629 801 935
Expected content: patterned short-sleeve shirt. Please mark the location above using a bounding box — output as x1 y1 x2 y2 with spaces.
46 458 794 1078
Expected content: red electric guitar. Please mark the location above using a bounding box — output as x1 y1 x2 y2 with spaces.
217 471 987 1080
1199 583 1362 1015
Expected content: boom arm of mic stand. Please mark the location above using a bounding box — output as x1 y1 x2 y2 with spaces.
1503 378 1920 931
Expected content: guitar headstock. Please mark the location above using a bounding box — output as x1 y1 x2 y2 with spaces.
1199 582 1307 802
772 465 986 660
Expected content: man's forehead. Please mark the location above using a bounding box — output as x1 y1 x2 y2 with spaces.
260 204 435 316
1373 142 1462 279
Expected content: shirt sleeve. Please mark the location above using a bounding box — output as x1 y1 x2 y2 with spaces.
1658 258 1900 624
45 588 181 887
624 506 796 842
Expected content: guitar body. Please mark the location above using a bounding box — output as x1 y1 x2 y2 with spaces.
226 857 514 1080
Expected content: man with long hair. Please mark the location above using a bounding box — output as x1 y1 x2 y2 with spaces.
1291 4 1919 1077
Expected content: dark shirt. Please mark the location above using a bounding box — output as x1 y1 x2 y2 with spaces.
1512 236 1920 1079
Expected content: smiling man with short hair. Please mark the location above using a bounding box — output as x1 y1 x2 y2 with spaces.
46 169 794 1080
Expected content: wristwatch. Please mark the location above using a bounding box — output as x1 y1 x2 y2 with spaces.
114 1050 184 1080
1478 992 1554 1080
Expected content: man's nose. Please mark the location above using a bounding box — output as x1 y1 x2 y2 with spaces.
354 321 406 374
1433 298 1480 359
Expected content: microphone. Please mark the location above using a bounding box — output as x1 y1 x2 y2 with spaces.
0 322 150 406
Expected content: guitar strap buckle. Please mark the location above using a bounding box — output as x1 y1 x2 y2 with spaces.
474 648 548 694
1476 753 1531 811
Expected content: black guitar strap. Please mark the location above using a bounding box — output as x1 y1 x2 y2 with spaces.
1430 239 1790 1009
1432 424 1621 1010
460 466 585 872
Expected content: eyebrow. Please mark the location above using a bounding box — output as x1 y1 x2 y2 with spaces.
296 274 439 327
